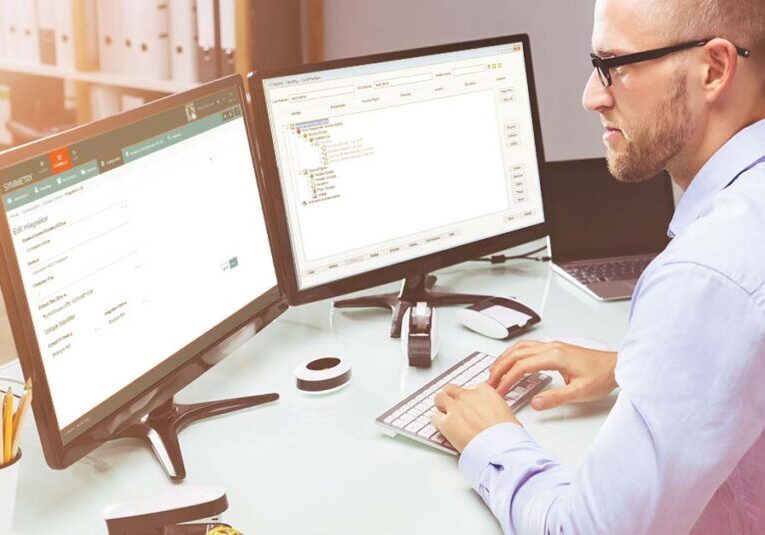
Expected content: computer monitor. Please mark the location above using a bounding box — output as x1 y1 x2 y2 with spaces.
249 34 547 336
0 75 286 480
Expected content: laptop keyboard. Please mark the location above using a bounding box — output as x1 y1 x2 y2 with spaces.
376 351 551 454
567 257 652 284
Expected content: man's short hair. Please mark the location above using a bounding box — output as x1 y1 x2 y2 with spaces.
644 0 765 92
645 0 765 52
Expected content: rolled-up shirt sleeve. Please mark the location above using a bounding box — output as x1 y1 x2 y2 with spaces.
458 262 765 534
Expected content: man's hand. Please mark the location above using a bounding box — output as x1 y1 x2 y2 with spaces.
431 383 519 453
488 340 618 410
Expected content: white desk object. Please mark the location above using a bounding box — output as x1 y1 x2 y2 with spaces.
11 243 630 534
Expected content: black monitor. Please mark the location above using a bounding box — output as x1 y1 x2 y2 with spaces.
543 158 674 263
248 34 548 336
0 75 286 480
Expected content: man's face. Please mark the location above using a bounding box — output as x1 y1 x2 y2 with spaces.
583 0 699 182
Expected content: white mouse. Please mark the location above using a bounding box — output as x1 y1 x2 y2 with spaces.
400 302 439 367
457 296 541 339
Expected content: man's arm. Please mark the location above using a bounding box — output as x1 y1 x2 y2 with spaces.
435 262 765 534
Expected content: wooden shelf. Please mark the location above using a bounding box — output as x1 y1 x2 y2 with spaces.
0 60 200 94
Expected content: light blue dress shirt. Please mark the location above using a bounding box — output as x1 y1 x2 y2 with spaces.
459 118 765 534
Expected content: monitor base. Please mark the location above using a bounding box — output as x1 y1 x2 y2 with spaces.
333 273 491 338
117 393 279 482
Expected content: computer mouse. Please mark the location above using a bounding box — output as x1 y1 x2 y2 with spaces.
456 296 541 339
400 302 439 368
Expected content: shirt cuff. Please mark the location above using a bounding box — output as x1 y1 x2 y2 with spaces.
458 422 534 492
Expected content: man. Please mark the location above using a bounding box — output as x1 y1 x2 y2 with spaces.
431 0 765 533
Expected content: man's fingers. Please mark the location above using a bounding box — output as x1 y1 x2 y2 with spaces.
442 384 464 398
496 352 564 395
492 340 544 370
497 339 545 359
434 391 447 412
488 344 553 386
431 407 446 429
530 383 581 410
435 385 462 412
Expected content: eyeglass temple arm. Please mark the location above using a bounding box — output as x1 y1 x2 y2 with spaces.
597 40 708 69
596 39 751 70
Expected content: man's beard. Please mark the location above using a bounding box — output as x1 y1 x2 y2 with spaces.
606 74 693 183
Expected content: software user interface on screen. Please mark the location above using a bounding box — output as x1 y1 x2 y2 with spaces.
261 41 545 290
1 87 277 442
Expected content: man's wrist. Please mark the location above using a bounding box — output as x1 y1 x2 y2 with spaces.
458 422 531 492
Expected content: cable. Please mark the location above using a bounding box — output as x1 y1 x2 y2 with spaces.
471 245 551 265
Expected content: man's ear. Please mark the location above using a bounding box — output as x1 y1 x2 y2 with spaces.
701 38 739 102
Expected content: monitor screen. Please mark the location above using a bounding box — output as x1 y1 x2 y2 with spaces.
258 38 545 292
0 82 278 445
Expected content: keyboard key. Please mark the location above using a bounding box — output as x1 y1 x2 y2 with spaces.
415 402 431 413
415 415 430 425
431 432 449 445
417 424 437 439
391 417 407 428
398 413 417 425
405 421 425 434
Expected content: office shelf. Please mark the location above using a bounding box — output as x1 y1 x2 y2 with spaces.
0 60 200 94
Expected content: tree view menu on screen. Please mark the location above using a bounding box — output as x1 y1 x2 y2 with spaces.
1 88 276 441
262 41 545 290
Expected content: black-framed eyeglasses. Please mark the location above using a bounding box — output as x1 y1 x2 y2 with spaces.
590 38 751 87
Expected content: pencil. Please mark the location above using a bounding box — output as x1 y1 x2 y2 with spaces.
11 382 32 458
2 387 12 464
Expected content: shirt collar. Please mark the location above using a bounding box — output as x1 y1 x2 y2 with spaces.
668 118 765 238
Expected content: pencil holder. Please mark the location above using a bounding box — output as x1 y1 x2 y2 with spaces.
0 449 21 534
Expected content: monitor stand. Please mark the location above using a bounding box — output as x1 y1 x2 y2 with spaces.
332 273 492 338
117 392 279 482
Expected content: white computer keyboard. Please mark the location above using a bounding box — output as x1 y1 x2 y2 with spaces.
376 351 551 454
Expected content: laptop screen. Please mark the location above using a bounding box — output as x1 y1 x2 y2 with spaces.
545 158 674 263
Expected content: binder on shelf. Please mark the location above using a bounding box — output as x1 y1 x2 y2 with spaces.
118 0 139 76
133 0 171 80
73 0 99 71
196 0 220 80
218 0 235 75
0 1 20 61
54 0 76 70
96 0 122 72
36 0 57 65
169 0 199 83
17 0 41 65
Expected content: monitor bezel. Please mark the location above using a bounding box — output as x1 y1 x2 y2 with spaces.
248 34 549 305
0 74 287 469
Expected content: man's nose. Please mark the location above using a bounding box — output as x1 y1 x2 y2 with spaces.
582 69 614 112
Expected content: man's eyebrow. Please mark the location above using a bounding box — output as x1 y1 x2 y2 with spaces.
593 47 627 57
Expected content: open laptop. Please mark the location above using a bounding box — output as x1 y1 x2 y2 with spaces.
545 158 675 301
